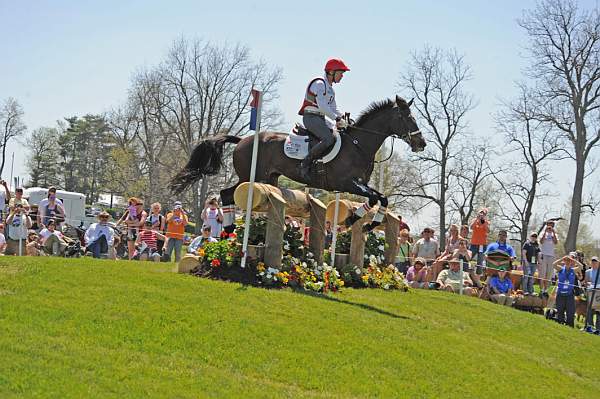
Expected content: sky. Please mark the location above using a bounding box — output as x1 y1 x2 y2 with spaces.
1 0 599 237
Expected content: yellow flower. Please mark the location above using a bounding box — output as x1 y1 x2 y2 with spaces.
197 248 205 257
282 277 289 284
361 275 369 282
339 280 345 287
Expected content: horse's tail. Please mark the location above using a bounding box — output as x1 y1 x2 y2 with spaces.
170 135 242 194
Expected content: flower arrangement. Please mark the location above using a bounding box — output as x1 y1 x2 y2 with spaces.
197 239 238 269
361 256 408 291
235 216 267 245
283 224 304 258
364 232 386 266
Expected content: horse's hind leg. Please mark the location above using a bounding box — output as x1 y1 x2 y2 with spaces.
220 182 241 234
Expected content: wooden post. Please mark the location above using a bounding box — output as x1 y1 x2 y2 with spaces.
349 221 366 267
308 195 327 264
264 193 286 268
383 213 400 265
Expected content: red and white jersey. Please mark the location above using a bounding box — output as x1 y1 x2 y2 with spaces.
298 74 343 129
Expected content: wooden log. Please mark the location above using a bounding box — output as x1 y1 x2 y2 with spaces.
349 221 366 267
383 213 400 265
308 195 327 264
325 199 356 224
178 255 200 274
234 182 311 218
264 193 286 268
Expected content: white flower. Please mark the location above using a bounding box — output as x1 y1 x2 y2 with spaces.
302 262 307 268
384 284 390 290
364 255 369 259
355 268 362 275
284 244 290 250
378 245 384 251
259 272 264 276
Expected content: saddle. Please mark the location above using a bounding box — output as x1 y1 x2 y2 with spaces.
283 123 342 163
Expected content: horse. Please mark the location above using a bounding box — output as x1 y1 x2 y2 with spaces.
170 95 426 233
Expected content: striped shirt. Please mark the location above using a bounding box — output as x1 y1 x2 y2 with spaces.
138 230 158 250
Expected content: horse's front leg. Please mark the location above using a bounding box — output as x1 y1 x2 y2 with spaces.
344 179 387 232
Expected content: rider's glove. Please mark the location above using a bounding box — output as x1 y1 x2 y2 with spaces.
336 118 348 129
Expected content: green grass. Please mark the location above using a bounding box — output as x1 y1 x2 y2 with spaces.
1 257 599 398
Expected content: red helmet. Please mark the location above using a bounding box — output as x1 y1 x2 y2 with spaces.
324 58 350 72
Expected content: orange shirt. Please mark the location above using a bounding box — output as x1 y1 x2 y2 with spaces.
166 211 188 239
470 220 489 246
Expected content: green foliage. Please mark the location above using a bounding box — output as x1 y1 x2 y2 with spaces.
235 215 267 245
335 230 351 254
2 257 600 398
364 232 386 266
283 224 304 258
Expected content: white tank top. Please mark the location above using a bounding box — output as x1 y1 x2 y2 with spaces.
204 208 222 238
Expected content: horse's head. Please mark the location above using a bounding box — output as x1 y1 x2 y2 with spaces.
391 95 426 152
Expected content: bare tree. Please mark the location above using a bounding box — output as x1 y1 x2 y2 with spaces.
26 127 62 187
0 97 26 176
519 0 600 251
396 46 476 249
156 38 282 230
492 83 567 245
449 144 494 226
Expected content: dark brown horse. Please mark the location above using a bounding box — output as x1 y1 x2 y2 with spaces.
171 95 426 232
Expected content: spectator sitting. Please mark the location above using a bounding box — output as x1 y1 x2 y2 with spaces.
406 257 428 289
25 231 43 256
0 223 5 254
460 224 469 241
188 225 218 254
85 212 115 259
5 203 32 256
429 237 472 283
201 197 224 238
436 256 473 295
445 224 462 254
164 201 188 262
488 267 514 306
38 219 68 256
37 186 66 228
135 219 166 262
552 252 583 328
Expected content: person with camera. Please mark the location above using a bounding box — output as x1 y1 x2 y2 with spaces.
0 179 11 222
5 203 32 256
538 220 559 297
164 201 188 262
552 252 583 327
469 208 489 284
201 197 224 239
521 231 541 295
8 187 29 212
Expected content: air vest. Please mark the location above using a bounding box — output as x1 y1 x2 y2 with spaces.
298 77 327 115
557 266 576 296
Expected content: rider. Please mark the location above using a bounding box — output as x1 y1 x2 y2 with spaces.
297 58 350 180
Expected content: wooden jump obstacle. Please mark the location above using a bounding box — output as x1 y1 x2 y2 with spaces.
325 199 400 267
233 182 327 268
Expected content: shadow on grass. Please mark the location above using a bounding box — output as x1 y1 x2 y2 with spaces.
295 289 411 320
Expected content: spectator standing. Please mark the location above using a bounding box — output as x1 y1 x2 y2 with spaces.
38 219 68 256
488 267 514 306
85 212 115 259
0 179 10 222
324 221 333 251
398 215 410 232
148 202 166 255
538 220 559 297
117 197 147 260
552 253 583 327
5 204 32 255
460 225 469 241
444 224 461 255
8 187 29 212
188 225 218 254
201 198 223 238
585 256 600 332
0 223 6 254
469 208 490 283
164 201 188 262
412 227 439 266
135 219 166 262
485 230 517 261
395 229 411 274
521 232 541 295
37 187 66 228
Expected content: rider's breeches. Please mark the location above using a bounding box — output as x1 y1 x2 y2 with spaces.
303 114 335 160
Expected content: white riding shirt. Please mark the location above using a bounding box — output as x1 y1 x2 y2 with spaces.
305 74 343 129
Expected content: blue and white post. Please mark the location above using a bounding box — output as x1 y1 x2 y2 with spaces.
240 89 263 268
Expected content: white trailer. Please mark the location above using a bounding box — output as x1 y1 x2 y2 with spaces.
23 187 97 228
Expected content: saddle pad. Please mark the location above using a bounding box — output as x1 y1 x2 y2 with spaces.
283 131 342 163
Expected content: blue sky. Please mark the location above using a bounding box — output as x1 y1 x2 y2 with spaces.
1 0 598 234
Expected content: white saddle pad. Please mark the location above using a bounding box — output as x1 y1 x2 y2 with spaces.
283 130 342 163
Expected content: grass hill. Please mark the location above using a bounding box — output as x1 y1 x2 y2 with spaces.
1 257 600 398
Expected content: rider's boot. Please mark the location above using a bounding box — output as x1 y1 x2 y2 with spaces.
299 156 313 181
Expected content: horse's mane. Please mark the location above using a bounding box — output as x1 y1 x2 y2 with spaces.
355 98 398 126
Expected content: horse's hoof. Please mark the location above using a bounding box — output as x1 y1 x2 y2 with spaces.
344 214 361 228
